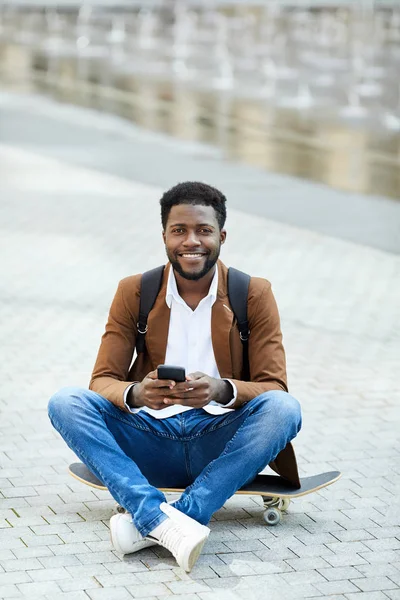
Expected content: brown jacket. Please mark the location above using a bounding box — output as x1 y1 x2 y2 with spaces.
90 260 300 487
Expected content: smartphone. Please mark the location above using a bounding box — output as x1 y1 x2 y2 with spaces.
157 364 186 383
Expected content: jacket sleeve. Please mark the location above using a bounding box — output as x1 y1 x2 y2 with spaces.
89 277 140 410
229 280 288 407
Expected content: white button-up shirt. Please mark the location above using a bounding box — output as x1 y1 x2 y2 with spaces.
125 267 236 418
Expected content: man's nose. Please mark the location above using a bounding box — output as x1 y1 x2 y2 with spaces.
183 231 201 246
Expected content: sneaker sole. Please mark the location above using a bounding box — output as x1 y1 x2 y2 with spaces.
110 516 157 555
183 531 210 572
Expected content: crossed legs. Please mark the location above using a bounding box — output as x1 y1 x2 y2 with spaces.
48 387 302 536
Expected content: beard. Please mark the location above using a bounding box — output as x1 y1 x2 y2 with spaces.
166 246 220 281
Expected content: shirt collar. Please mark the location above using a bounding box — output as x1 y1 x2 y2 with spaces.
166 265 218 309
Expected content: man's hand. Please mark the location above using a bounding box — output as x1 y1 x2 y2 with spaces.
128 370 177 411
161 372 233 408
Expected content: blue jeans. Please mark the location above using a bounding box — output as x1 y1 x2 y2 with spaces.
48 388 302 537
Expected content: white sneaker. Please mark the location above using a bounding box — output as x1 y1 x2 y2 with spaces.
147 503 210 572
110 513 157 555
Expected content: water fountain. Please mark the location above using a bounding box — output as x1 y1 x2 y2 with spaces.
136 9 158 50
172 4 195 80
212 14 234 91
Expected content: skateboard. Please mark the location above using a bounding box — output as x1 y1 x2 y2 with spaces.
69 462 341 526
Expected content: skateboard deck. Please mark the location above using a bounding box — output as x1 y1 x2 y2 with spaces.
69 462 341 525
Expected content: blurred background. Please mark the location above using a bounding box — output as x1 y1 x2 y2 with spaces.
1 0 400 201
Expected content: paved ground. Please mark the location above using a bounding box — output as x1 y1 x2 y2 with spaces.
0 94 400 600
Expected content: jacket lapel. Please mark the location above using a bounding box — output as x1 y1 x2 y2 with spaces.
146 263 170 368
211 261 234 378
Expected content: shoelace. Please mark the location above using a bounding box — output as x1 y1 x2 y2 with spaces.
155 523 188 555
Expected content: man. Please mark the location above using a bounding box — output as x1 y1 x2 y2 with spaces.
48 181 302 572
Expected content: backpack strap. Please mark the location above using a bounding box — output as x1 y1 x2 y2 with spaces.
136 265 165 354
227 267 251 380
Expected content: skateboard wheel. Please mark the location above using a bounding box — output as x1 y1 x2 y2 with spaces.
263 507 281 525
280 498 291 512
116 504 126 514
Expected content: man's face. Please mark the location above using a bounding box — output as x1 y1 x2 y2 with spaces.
163 203 226 281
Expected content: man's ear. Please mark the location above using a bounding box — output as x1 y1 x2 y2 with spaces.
162 231 166 244
220 229 227 244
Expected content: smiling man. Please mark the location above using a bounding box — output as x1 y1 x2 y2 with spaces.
48 181 302 572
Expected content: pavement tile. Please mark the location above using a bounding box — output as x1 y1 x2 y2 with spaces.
254 547 299 562
83 540 113 551
317 567 364 581
203 577 240 590
201 540 232 554
0 572 32 586
325 542 372 554
95 572 141 587
2 487 38 499
86 588 134 599
355 564 400 578
11 547 55 559
349 576 399 592
5 516 51 529
0 552 15 562
363 539 400 552
294 532 340 546
134 569 179 583
72 551 121 564
57 576 101 592
164 595 199 600
128 582 173 596
250 561 294 574
166 580 211 594
0 585 23 598
345 593 393 600
64 565 111 578
38 555 82 569
324 554 370 568
47 543 92 556
387 573 400 587
46 593 89 600
285 557 332 572
20 534 64 547
358 551 400 565
185 566 219 580
222 539 269 553
17 581 62 597
0 559 43 572
26 567 72 582
366 527 400 540
314 580 362 595
40 514 86 525
103 561 150 574
0 526 35 541
281 569 327 585
287 542 337 558
54 530 100 544
331 530 378 543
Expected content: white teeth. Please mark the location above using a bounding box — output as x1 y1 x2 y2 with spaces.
181 254 203 257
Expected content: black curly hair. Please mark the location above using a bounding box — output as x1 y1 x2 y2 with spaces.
160 181 227 230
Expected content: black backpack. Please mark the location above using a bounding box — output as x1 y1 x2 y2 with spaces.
135 265 251 379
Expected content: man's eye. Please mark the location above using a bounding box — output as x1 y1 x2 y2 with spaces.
199 229 212 234
172 229 184 234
